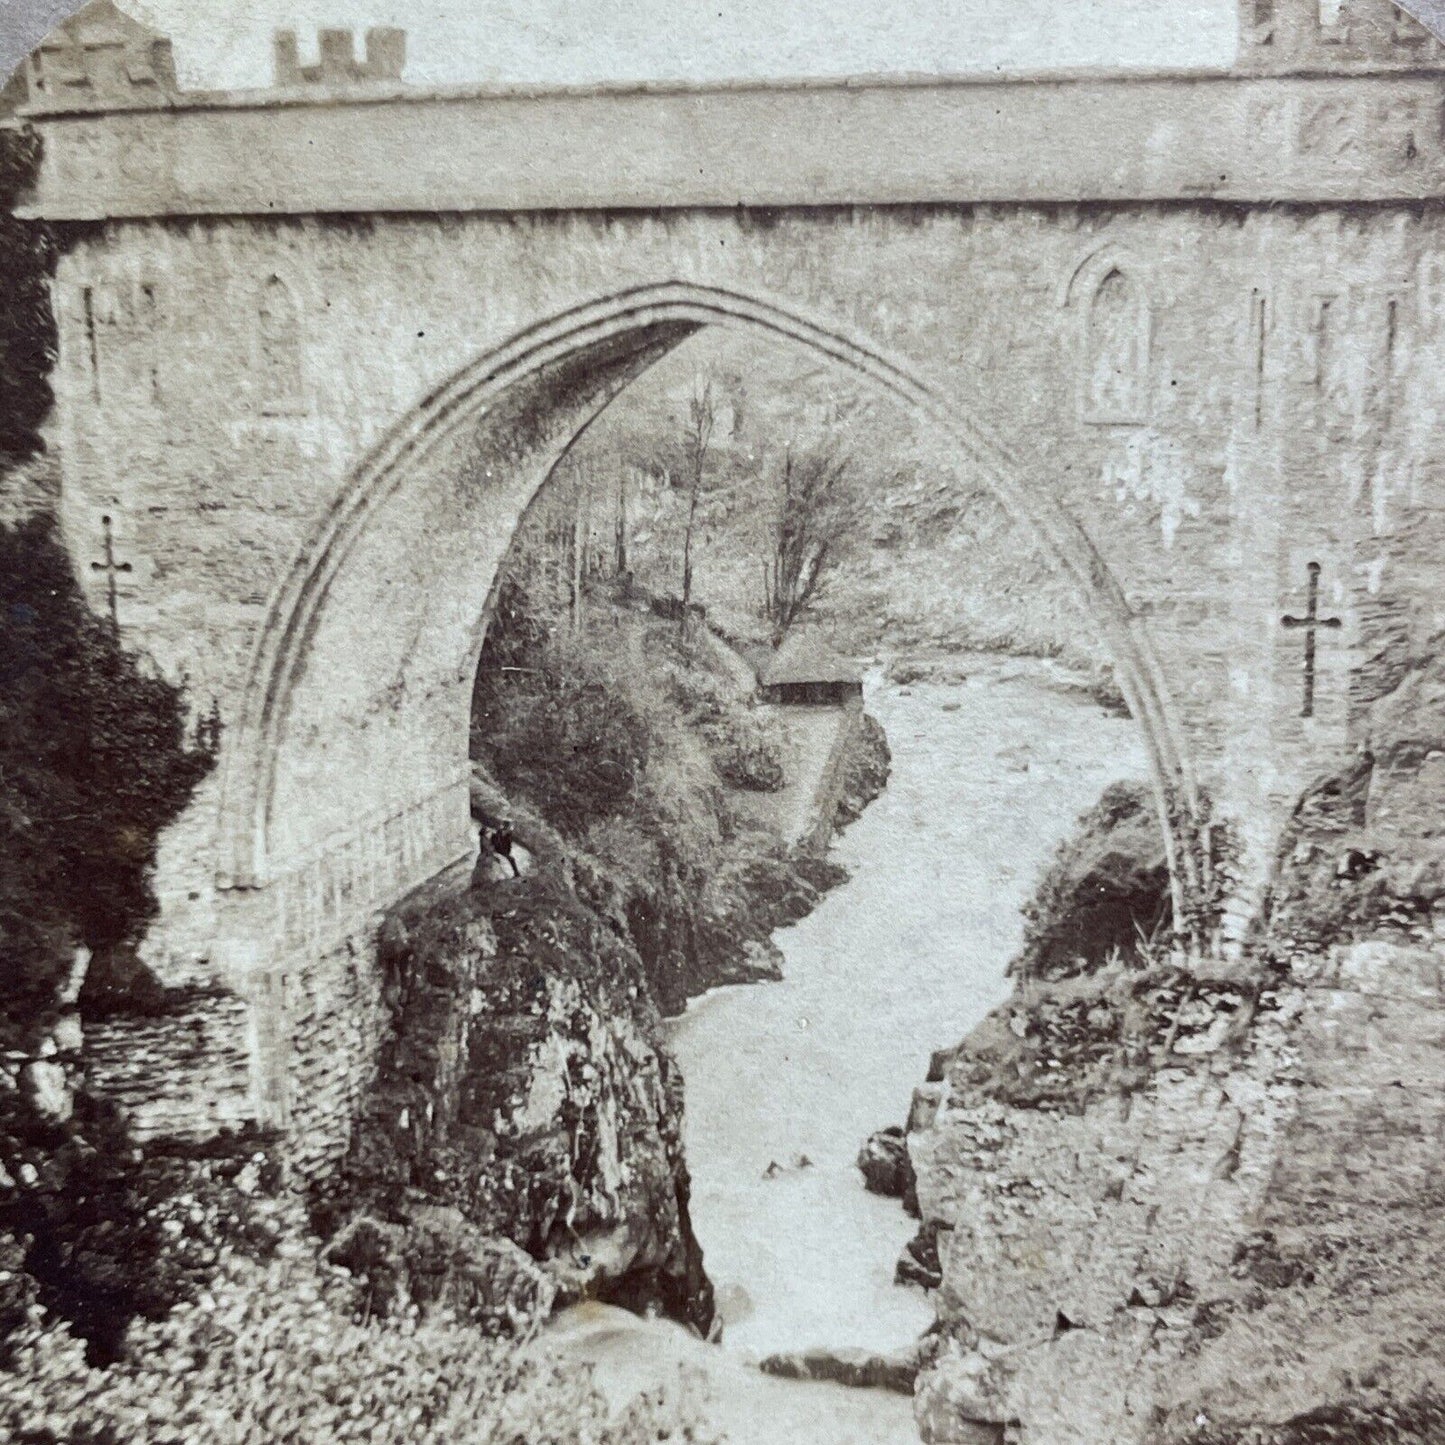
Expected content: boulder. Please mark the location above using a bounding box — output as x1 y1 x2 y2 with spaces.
19 1059 72 1123
711 938 784 986
914 1341 1010 1444
897 1219 947 1291
50 1011 83 1055
337 881 713 1335
927 1046 959 1083
760 1344 919 1394
325 1207 557 1337
910 1083 944 1133
858 1124 915 1200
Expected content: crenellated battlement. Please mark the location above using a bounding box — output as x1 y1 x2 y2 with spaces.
17 0 179 115
272 26 407 89
1238 0 1445 71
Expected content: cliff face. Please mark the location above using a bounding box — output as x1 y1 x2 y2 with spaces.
909 649 1445 1444
313 685 889 1344
320 870 712 1335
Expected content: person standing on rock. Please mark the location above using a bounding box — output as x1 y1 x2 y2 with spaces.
492 818 521 877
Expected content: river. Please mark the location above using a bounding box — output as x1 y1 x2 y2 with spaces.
551 662 1149 1443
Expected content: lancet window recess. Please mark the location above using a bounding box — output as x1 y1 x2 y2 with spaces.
80 284 102 401
1418 252 1445 330
1308 293 1348 416
256 274 306 414
1077 263 1150 426
1248 288 1270 432
138 282 162 402
76 279 163 404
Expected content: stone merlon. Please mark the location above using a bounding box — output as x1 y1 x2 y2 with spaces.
272 26 407 88
15 0 179 115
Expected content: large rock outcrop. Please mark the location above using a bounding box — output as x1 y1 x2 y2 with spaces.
907 647 1445 1444
319 869 713 1335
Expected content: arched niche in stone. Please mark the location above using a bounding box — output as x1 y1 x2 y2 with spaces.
256 273 306 415
1060 247 1152 427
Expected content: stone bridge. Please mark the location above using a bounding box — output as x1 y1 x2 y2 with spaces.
12 0 1445 1152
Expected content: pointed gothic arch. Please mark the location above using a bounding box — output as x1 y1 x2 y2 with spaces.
215 280 1203 948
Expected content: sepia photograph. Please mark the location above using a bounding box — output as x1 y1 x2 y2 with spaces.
1 0 1443 1440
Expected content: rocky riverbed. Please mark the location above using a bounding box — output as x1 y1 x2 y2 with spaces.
555 658 1150 1441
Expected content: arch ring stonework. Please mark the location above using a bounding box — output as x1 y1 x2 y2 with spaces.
216 279 1203 932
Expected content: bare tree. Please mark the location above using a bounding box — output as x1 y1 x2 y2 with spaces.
568 463 587 634
679 379 716 629
614 464 629 581
761 443 856 640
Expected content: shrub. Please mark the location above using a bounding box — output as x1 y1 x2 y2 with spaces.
0 515 218 1045
0 126 56 466
701 708 785 793
1173 1395 1445 1445
472 583 655 839
0 1246 718 1445
0 1092 281 1364
1015 780 1171 983
472 578 849 1010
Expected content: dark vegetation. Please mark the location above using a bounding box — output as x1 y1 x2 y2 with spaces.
0 517 230 1363
0 125 241 1368
1172 1394 1445 1445
0 126 56 465
1013 780 1172 985
759 443 857 640
942 962 1262 1114
0 1101 281 1366
932 779 1257 1114
471 576 873 1013
1 515 220 1043
0 123 217 1044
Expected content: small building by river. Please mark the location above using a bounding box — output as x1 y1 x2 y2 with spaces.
758 631 863 706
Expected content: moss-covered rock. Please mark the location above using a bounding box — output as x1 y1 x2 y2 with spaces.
321 871 713 1336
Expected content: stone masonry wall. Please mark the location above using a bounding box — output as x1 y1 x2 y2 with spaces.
83 991 254 1144
50 204 1445 913
34 196 1445 1145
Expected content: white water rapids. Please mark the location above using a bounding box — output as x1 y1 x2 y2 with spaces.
550 662 1149 1444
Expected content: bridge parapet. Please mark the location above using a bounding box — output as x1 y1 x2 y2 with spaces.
13 68 1445 217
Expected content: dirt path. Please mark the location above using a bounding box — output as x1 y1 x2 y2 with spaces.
762 703 854 845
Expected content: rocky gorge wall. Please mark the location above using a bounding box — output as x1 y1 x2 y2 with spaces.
904 645 1445 1444
317 866 714 1332
303 705 891 1336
